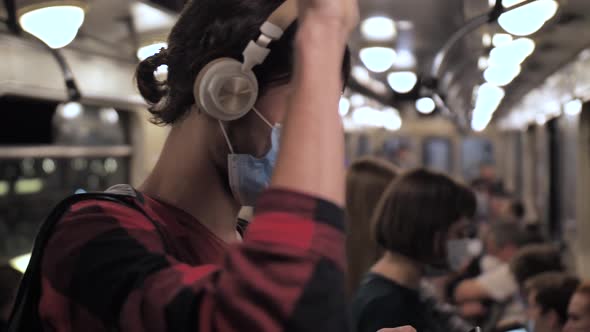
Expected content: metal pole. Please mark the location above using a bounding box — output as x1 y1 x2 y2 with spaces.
430 0 540 80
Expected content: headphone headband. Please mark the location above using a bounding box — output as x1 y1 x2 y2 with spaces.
267 0 297 32
194 0 298 121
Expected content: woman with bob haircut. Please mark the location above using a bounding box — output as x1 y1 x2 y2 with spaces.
352 168 477 332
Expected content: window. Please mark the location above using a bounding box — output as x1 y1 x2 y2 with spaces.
423 137 453 173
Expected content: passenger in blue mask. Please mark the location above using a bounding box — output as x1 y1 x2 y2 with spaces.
25 1 376 332
221 108 281 207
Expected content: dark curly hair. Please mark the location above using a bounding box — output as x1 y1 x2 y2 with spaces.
136 0 351 125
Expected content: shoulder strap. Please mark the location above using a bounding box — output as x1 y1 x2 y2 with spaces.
7 193 161 332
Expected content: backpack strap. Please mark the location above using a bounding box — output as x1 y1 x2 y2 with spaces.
8 192 164 332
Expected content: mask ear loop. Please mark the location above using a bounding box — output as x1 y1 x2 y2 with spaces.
218 120 235 154
252 107 275 128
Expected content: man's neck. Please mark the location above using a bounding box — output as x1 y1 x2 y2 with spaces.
140 118 240 243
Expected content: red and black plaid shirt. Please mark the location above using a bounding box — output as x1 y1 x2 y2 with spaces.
39 185 348 332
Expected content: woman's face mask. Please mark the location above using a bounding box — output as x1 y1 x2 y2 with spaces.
446 238 483 271
220 109 281 207
424 219 481 276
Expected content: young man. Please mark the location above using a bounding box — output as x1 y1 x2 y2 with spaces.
524 272 579 332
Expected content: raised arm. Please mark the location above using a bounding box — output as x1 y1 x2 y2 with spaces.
272 0 359 205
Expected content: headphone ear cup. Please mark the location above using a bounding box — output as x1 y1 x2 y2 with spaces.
194 58 259 121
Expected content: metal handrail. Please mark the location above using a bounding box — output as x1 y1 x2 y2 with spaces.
0 145 132 158
430 0 541 80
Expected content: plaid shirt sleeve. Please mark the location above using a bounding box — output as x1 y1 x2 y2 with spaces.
39 188 348 332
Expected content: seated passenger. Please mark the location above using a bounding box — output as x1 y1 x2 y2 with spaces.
454 223 530 324
510 244 565 288
351 168 476 332
524 272 580 332
564 282 590 332
346 157 398 295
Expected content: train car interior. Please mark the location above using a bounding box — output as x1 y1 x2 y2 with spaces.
1 0 590 331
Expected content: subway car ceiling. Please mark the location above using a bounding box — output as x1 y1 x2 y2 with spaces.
0 0 589 132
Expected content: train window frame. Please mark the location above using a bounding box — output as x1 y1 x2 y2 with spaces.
422 136 453 174
461 136 495 182
0 96 135 262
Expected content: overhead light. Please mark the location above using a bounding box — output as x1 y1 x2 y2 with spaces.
536 114 547 125
137 41 168 61
10 253 31 273
155 65 168 81
416 97 436 114
498 0 559 36
565 99 583 116
484 64 521 86
360 47 397 73
18 1 86 49
478 56 489 71
397 20 415 30
0 181 8 196
352 106 402 131
339 97 351 117
361 16 397 41
471 112 493 132
99 108 119 124
488 38 536 67
368 80 389 95
104 158 119 174
492 33 513 47
471 83 505 132
482 33 492 47
130 2 177 33
394 49 417 69
475 83 505 114
387 71 418 94
352 65 371 84
350 94 366 107
42 158 56 174
352 106 381 128
382 107 403 131
57 101 83 119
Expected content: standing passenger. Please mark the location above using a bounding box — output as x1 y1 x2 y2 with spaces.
352 169 476 332
13 0 362 331
346 157 398 295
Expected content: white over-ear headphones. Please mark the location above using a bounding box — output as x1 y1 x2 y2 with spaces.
193 0 297 121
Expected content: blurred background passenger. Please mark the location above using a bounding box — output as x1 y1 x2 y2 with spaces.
352 168 476 332
453 223 531 326
524 272 580 332
510 245 566 289
563 282 590 332
346 157 398 295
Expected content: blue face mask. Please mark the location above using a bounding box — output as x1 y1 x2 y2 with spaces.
220 109 281 207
